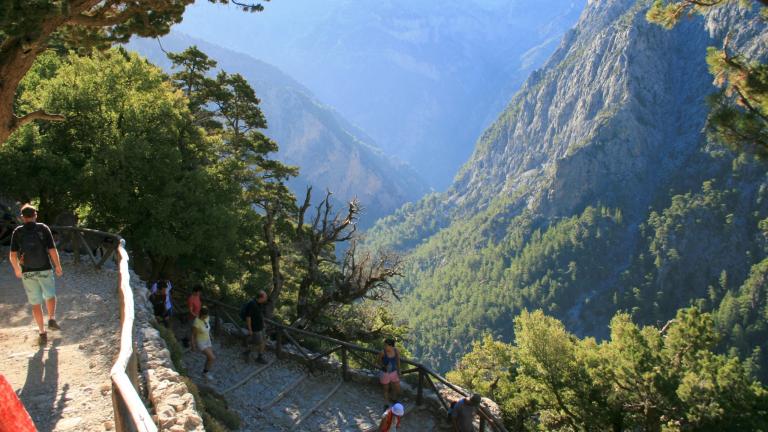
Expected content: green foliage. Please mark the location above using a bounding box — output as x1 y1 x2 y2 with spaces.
450 308 768 431
154 322 188 375
365 192 454 253
715 258 768 382
199 388 241 430
397 205 626 370
0 48 249 283
182 377 240 432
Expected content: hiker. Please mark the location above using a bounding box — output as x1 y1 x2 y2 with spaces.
450 393 482 432
187 284 202 320
241 290 268 364
8 204 63 344
150 279 173 314
377 402 404 431
185 284 203 348
149 280 171 327
192 306 216 380
378 338 401 403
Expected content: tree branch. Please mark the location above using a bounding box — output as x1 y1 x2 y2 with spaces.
13 110 66 132
68 3 144 27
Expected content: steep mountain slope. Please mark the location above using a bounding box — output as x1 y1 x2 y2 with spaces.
366 0 768 372
175 0 586 188
127 33 428 226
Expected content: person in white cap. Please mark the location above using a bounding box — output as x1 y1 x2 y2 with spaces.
373 402 404 431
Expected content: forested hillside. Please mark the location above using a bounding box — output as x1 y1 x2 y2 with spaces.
366 0 768 379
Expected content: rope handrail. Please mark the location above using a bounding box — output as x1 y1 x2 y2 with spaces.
193 292 509 432
51 226 156 432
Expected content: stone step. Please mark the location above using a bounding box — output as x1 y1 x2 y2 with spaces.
178 328 452 432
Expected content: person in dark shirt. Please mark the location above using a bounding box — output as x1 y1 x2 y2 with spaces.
242 290 269 364
149 281 171 327
8 204 63 344
450 393 482 432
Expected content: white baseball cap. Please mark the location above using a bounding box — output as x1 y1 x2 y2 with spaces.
391 403 404 416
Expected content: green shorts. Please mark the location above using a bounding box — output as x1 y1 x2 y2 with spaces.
22 270 56 305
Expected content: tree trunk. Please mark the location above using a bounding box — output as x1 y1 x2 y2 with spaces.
0 0 100 145
263 208 283 318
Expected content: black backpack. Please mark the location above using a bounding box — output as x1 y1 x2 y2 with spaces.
18 224 50 269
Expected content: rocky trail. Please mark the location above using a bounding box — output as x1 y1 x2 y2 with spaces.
179 329 452 431
0 254 119 432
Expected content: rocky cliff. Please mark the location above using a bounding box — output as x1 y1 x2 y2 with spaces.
366 0 768 371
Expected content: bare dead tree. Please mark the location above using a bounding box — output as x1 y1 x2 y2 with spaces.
297 238 404 325
294 187 359 322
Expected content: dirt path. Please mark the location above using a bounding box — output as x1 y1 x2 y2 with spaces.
0 255 120 432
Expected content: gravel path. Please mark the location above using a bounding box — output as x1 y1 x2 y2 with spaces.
180 332 451 432
0 255 119 432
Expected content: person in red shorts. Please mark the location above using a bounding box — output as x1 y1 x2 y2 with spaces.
378 402 404 431
377 338 401 403
363 402 404 432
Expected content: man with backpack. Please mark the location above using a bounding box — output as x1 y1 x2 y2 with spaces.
450 393 483 432
8 205 63 345
240 290 269 364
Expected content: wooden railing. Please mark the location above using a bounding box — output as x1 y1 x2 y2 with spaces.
51 227 156 432
197 295 508 432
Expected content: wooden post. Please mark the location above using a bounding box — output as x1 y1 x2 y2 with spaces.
276 330 283 359
416 368 424 406
73 230 81 264
341 347 349 381
112 383 125 432
128 350 139 390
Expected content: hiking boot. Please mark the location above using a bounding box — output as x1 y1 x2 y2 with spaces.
38 333 47 345
48 319 60 330
255 356 268 365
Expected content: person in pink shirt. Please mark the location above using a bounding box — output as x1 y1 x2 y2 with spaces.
187 285 202 350
188 285 202 319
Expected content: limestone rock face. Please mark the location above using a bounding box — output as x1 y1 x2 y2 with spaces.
364 0 768 370
374 0 767 246
454 0 706 218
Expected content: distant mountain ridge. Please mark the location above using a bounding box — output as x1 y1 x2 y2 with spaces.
175 0 587 189
365 0 768 372
127 33 429 226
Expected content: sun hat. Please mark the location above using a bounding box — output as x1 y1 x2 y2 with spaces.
391 402 404 416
